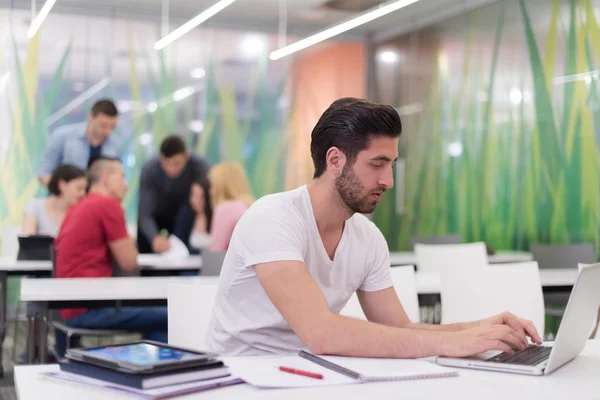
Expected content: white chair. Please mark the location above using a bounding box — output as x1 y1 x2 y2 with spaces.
168 283 219 351
414 242 488 273
340 266 420 323
440 261 545 335
578 263 599 339
1 224 21 257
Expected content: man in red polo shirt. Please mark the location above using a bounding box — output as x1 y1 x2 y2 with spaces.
54 157 167 357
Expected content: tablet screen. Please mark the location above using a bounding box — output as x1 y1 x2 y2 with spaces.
83 343 202 366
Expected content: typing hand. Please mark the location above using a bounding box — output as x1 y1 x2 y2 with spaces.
440 325 530 358
479 312 543 345
152 236 171 253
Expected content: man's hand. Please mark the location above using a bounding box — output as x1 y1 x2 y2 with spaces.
479 312 542 345
152 236 170 253
440 325 530 358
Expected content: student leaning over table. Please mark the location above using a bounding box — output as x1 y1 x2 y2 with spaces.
54 157 168 357
205 97 542 358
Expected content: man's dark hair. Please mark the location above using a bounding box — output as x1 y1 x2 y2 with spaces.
160 135 187 158
87 156 122 185
91 99 119 117
310 97 402 178
48 164 86 196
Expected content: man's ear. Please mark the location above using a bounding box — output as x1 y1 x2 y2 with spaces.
326 147 347 177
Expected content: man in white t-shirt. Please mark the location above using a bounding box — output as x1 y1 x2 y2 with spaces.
206 97 542 358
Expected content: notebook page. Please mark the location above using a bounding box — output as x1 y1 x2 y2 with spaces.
322 356 458 381
223 356 357 388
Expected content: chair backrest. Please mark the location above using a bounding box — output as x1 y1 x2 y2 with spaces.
201 251 226 276
340 266 420 322
531 243 596 269
411 233 461 249
168 283 219 351
440 261 545 334
1 224 21 257
414 242 488 273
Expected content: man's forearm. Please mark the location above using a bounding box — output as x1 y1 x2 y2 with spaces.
307 314 452 358
405 320 480 332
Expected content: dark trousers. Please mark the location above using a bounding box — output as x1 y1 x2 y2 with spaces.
54 306 168 357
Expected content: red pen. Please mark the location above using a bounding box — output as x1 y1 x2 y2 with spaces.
279 366 324 379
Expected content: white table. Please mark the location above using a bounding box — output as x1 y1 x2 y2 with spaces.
20 276 219 365
20 276 218 303
389 251 533 266
0 255 203 375
0 254 204 272
14 340 600 400
415 268 578 295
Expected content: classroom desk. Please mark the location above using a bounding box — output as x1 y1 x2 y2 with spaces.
414 268 578 295
389 250 533 266
14 340 600 400
21 276 219 365
0 255 203 376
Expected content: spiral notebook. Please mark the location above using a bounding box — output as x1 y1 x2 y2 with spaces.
224 351 458 388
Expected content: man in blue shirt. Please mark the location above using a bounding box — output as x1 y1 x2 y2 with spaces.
38 99 123 186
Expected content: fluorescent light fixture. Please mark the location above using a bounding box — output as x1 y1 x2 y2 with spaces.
147 101 158 113
27 0 57 39
379 50 398 64
172 86 195 102
155 0 238 50
242 35 266 56
46 77 111 126
269 0 420 60
188 120 205 133
190 68 206 79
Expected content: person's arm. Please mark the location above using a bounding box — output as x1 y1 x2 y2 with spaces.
208 203 231 251
137 165 168 252
22 214 38 235
38 131 65 186
255 261 529 358
103 199 138 271
356 231 542 342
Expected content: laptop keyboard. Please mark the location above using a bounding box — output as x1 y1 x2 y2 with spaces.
487 345 552 366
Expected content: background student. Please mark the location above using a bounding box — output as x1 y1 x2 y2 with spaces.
23 164 87 236
38 99 123 187
137 135 210 254
173 177 213 254
54 157 167 357
207 162 254 252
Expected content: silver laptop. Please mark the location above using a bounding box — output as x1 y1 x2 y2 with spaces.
436 263 600 375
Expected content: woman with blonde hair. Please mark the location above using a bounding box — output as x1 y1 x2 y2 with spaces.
207 162 254 251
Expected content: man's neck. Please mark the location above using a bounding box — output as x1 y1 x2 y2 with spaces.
47 196 69 212
86 126 103 147
89 186 112 198
307 179 353 235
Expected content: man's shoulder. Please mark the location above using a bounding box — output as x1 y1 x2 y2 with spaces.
347 213 386 243
80 193 122 211
247 187 304 215
49 123 86 139
141 157 161 173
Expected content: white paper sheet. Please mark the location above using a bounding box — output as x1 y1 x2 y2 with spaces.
223 355 457 388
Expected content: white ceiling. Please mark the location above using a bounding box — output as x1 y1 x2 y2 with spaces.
3 0 500 40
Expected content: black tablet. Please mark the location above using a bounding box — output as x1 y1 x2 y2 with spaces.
65 340 220 374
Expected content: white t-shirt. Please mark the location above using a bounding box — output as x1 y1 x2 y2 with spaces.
205 185 392 356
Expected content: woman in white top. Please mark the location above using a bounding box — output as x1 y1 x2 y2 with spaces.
188 179 213 249
23 164 87 236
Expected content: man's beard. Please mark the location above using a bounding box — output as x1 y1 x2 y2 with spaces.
334 165 385 214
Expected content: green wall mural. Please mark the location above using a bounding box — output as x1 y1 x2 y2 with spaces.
372 0 600 253
0 10 290 230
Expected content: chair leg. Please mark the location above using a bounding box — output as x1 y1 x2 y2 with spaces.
10 301 21 363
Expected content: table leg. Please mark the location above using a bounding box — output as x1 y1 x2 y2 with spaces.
26 315 37 364
38 314 48 364
0 271 7 377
